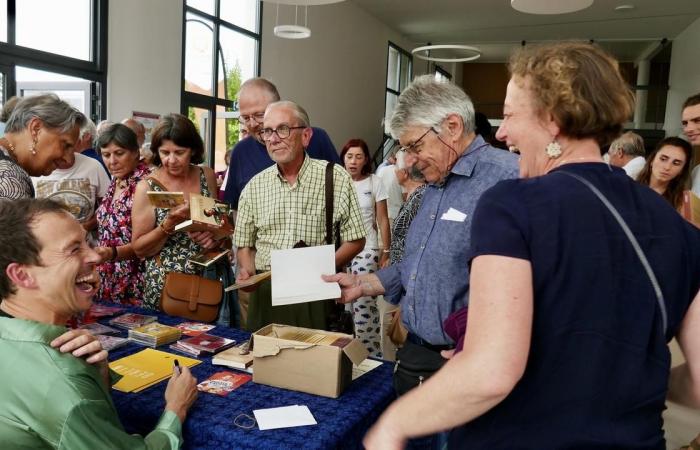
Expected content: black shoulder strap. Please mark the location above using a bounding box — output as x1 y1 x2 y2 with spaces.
325 162 334 245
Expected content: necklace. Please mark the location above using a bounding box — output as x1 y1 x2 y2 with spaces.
0 137 17 161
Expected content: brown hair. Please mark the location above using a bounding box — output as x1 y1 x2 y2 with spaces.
0 199 68 299
636 137 692 209
508 42 635 147
683 93 700 110
340 138 372 175
150 114 204 166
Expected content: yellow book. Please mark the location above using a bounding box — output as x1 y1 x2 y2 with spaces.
110 348 200 393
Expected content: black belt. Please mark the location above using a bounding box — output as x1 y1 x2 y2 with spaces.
406 333 454 352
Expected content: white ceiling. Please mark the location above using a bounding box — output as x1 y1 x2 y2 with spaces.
350 0 700 62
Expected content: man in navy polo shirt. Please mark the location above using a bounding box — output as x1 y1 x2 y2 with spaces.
223 78 340 210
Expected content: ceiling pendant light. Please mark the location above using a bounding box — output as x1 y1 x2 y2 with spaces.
511 0 594 15
273 3 311 39
411 44 481 63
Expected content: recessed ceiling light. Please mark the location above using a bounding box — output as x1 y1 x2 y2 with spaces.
614 4 635 11
511 0 593 15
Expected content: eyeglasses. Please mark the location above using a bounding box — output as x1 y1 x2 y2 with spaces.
259 124 306 141
238 112 265 125
396 127 437 155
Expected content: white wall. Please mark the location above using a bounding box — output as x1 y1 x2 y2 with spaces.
107 0 183 121
664 17 700 137
260 2 414 153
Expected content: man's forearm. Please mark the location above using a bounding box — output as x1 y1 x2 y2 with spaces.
357 273 385 297
236 247 256 274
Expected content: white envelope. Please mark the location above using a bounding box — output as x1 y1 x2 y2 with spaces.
254 405 317 430
440 207 467 222
271 245 341 306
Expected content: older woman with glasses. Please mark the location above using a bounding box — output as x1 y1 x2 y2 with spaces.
0 94 85 199
360 42 700 450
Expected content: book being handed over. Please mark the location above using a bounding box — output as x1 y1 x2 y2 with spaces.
174 194 234 240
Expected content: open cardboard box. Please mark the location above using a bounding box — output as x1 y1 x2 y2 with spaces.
251 324 369 398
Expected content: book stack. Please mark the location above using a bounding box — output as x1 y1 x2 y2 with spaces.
97 335 130 351
128 323 182 348
170 333 236 357
212 343 254 373
109 313 157 330
79 322 120 335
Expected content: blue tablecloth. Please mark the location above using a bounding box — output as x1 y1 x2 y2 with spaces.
104 306 396 450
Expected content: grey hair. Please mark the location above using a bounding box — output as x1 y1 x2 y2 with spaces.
389 75 475 139
266 100 311 127
4 94 86 135
610 131 645 157
80 117 97 140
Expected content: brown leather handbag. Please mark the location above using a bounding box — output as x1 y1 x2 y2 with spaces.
160 272 222 322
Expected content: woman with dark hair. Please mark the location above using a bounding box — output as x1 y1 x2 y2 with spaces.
131 114 221 310
92 123 151 306
340 138 391 357
637 136 692 210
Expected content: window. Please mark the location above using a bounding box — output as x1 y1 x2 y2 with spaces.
434 65 452 82
182 0 261 173
0 0 107 120
381 42 412 162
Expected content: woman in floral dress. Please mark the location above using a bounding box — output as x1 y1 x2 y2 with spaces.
131 114 221 311
93 123 151 305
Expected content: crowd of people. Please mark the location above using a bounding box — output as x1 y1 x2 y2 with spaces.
0 41 699 449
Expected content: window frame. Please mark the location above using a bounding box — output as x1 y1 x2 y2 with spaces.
180 0 262 168
0 0 108 121
380 41 412 165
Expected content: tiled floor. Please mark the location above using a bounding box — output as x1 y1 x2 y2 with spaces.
665 340 699 449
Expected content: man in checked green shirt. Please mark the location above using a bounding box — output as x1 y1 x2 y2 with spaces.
234 101 366 332
0 199 198 449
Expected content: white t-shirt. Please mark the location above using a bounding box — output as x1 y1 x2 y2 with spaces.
622 156 646 180
32 152 111 221
352 174 388 249
376 164 404 221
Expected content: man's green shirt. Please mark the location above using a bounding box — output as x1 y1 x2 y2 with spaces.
0 316 182 449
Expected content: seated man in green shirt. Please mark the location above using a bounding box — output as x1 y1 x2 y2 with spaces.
0 198 198 449
234 100 366 332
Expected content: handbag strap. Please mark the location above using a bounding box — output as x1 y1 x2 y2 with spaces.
559 170 668 334
325 162 334 245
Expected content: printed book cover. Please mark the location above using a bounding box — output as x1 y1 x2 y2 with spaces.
197 371 251 396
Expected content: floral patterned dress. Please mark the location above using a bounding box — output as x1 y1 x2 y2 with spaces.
96 162 151 305
142 168 210 310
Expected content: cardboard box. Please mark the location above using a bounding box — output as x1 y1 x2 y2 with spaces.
251 324 368 398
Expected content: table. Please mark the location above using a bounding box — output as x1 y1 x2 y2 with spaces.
104 306 396 450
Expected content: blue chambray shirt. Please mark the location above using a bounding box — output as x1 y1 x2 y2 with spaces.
375 135 519 344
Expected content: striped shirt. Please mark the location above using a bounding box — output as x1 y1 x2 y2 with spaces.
235 155 366 270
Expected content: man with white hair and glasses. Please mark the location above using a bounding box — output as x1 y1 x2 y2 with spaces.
325 76 519 421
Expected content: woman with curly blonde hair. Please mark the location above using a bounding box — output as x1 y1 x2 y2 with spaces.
362 42 700 450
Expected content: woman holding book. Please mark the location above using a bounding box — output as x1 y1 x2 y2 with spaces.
637 136 692 210
341 138 391 358
355 43 700 449
92 123 151 306
131 114 224 313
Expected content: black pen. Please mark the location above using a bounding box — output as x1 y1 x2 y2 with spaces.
174 359 181 375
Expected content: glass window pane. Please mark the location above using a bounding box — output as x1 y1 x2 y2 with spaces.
400 55 411 91
186 0 214 16
16 0 91 61
187 106 211 164
218 26 257 101
220 0 259 33
387 46 399 91
0 72 4 106
0 0 7 42
384 93 398 135
214 105 237 174
16 66 91 114
185 13 214 96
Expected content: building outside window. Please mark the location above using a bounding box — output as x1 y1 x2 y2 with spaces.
182 0 261 172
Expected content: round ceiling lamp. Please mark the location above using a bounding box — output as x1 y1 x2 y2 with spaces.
411 44 481 63
511 0 594 14
274 24 311 39
263 0 345 4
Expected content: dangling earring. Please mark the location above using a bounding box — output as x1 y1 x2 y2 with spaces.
30 134 38 155
545 139 562 159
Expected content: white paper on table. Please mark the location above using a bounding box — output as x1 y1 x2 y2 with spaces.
270 245 341 306
254 405 317 430
352 359 383 380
